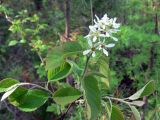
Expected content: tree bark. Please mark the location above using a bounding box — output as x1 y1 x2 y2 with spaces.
65 0 71 40
154 13 159 35
141 4 158 118
141 42 155 120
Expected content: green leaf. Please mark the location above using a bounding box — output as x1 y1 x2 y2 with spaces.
98 57 110 87
18 89 49 112
1 83 29 101
83 75 101 120
0 78 19 93
63 41 82 55
111 105 124 120
1 85 19 101
8 87 28 106
19 39 26 43
90 72 108 79
46 103 61 114
9 89 49 112
128 80 155 100
105 100 112 119
46 47 64 70
8 40 18 46
45 41 82 70
48 61 73 82
68 60 83 76
53 86 81 106
130 106 141 120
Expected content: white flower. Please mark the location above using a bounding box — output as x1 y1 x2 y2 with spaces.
83 13 120 57
83 49 96 57
98 41 115 56
94 14 110 31
85 25 106 42
83 39 97 57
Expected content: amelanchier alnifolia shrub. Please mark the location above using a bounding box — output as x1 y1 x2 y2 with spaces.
0 12 155 120
83 14 120 57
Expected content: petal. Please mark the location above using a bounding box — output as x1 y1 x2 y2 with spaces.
89 25 93 29
113 23 120 29
84 34 91 38
92 51 96 57
106 43 115 48
103 49 108 56
89 25 95 32
94 24 99 28
112 37 118 41
105 32 110 37
93 36 97 42
103 14 108 19
88 39 92 47
110 18 113 23
95 14 100 21
102 14 109 21
94 19 98 24
113 18 117 23
83 49 91 55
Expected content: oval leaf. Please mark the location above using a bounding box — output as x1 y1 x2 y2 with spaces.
130 101 145 107
1 83 21 101
48 62 73 82
130 106 141 120
83 75 101 120
46 47 64 70
128 80 155 100
9 88 49 112
53 86 81 106
98 57 110 87
1 85 19 101
111 105 124 120
8 87 28 106
46 103 61 114
8 40 18 46
0 78 19 93
18 89 49 112
46 41 82 70
63 41 82 55
1 83 32 101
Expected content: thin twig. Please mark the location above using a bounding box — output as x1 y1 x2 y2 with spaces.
60 102 74 120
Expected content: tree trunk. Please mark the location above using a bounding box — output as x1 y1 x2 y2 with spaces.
141 43 155 120
141 6 158 119
65 0 71 40
34 0 43 11
154 13 159 35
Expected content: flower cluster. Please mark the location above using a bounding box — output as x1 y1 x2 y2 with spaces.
83 14 120 57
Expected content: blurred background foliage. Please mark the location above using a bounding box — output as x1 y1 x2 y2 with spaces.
0 0 160 120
